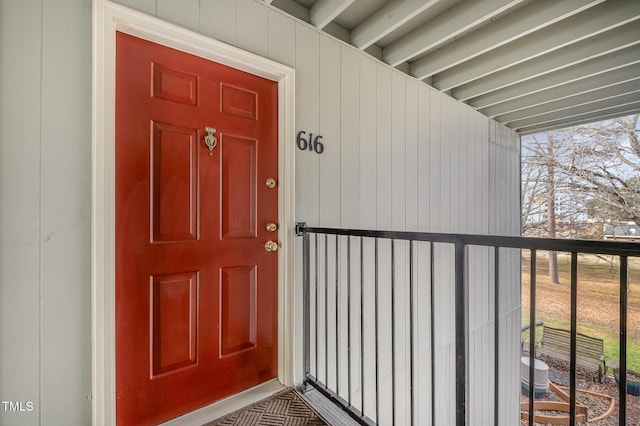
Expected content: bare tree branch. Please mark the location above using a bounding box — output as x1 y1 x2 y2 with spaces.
521 114 640 237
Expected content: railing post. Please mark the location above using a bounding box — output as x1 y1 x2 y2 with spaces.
455 241 468 426
528 249 537 426
620 255 628 422
569 253 578 424
297 222 310 381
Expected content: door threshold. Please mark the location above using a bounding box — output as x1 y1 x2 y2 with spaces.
300 385 363 426
159 379 285 426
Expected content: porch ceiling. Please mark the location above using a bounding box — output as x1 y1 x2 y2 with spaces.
266 0 640 135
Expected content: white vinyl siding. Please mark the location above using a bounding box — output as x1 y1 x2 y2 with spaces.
0 1 92 425
0 0 521 424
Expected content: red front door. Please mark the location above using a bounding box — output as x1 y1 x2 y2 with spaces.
115 32 279 425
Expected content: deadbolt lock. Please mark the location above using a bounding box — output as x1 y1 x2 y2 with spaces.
264 240 279 252
266 222 278 232
265 178 277 189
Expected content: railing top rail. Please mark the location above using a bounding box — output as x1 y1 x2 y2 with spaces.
296 224 640 257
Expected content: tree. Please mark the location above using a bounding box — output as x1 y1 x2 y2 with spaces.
522 132 563 283
523 115 640 231
561 114 640 224
521 114 640 284
544 135 560 284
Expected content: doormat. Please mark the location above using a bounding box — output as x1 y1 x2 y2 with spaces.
204 388 328 426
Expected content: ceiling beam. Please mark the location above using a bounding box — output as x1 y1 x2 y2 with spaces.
507 92 640 129
410 0 602 80
453 22 640 101
431 0 640 91
497 79 640 124
507 93 639 129
270 0 310 22
310 0 356 29
350 0 441 50
486 67 640 119
473 53 640 113
382 0 525 67
324 21 351 42
514 102 640 134
518 106 640 136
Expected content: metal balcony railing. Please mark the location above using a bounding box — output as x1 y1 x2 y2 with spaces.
295 223 639 426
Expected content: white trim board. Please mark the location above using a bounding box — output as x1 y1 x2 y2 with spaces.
159 380 286 426
91 1 296 424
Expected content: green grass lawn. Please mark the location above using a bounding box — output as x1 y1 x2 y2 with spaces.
521 252 640 373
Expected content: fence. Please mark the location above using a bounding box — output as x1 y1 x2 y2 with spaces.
296 223 639 425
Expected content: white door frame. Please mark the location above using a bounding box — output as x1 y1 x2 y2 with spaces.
91 2 296 424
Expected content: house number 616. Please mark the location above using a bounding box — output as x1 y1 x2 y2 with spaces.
297 131 324 154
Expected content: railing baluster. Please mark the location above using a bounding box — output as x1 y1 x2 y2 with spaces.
409 240 415 426
454 241 467 426
620 255 628 423
430 242 436 426
302 224 310 381
360 236 365 417
569 252 578 425
391 239 396 426
528 249 536 426
325 234 329 387
315 234 319 380
374 238 380 425
336 235 340 395
493 247 500 426
347 236 352 406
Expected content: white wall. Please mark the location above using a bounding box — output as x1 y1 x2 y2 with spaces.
0 0 521 425
0 0 93 425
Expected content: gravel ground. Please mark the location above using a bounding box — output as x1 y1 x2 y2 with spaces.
520 354 640 425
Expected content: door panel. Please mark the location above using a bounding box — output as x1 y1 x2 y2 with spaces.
152 63 199 106
151 272 198 376
220 265 257 356
221 83 258 119
116 32 278 425
221 135 257 239
151 122 199 242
